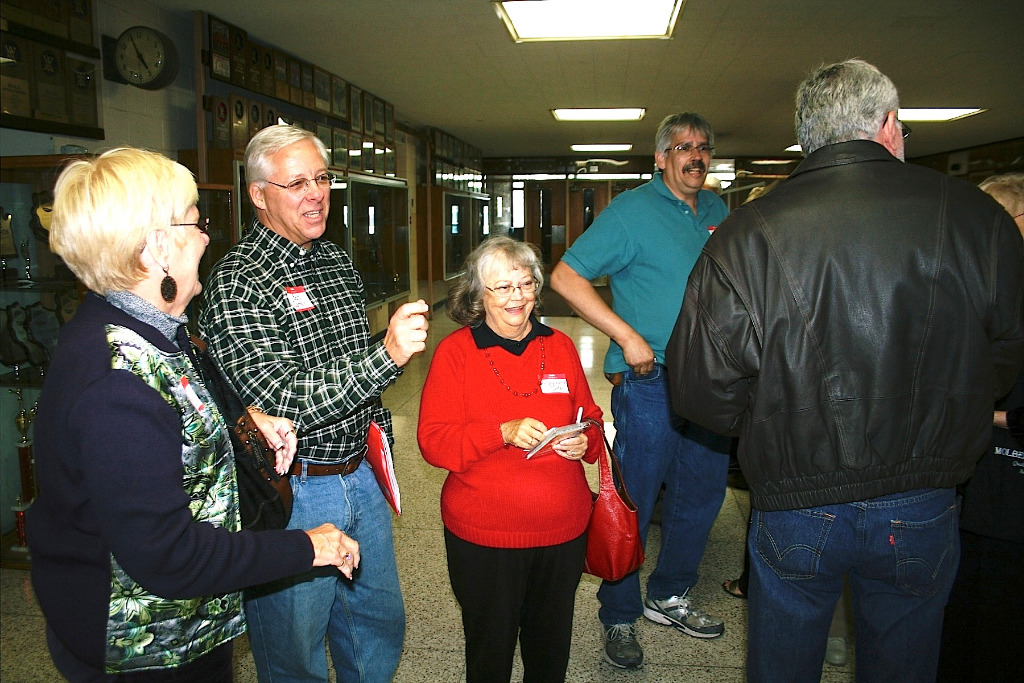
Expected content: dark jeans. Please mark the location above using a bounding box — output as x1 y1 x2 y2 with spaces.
747 488 960 683
445 528 587 683
597 365 729 625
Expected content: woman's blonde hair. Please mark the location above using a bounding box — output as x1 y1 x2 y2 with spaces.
50 147 198 294
446 236 544 326
979 173 1024 219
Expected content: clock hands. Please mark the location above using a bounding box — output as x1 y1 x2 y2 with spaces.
129 35 152 76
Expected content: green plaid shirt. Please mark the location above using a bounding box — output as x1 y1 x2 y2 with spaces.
200 219 398 464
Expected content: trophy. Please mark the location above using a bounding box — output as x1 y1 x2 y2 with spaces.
9 389 38 503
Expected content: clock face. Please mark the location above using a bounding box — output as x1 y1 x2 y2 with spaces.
114 26 179 90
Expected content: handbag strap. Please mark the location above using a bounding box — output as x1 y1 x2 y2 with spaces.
586 418 638 511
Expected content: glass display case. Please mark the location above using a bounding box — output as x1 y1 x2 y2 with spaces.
1 155 84 387
1 154 88 543
322 180 349 255
349 176 409 306
186 183 236 333
443 192 472 280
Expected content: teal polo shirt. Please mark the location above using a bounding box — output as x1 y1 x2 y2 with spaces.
560 172 728 374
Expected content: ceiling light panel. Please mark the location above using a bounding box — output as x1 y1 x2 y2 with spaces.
897 108 985 121
571 144 633 152
496 0 685 42
553 108 646 121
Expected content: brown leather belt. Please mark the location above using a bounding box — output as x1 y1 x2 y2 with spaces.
288 453 364 477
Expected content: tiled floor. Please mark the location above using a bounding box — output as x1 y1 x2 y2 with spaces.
0 312 856 682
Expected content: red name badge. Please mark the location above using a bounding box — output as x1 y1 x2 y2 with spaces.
285 285 315 312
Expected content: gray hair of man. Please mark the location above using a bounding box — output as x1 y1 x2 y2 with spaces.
795 59 900 156
245 124 330 186
446 235 545 327
655 112 715 154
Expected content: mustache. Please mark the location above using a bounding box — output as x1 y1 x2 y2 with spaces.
683 160 707 173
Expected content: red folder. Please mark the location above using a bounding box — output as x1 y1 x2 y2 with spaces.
366 421 401 515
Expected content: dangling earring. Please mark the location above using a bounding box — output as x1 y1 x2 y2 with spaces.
160 264 178 303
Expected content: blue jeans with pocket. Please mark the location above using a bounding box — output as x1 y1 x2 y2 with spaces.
245 461 405 682
597 364 729 626
747 487 960 683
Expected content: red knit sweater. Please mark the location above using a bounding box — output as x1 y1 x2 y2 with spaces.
418 325 603 548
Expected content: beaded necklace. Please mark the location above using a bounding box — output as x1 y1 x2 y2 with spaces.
484 337 546 397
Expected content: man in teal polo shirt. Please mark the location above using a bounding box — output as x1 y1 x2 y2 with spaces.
550 112 730 669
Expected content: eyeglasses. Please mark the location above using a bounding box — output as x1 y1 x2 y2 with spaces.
666 143 714 155
884 114 912 139
485 280 537 299
265 172 336 195
171 217 210 234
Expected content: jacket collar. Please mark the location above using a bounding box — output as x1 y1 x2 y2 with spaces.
790 140 901 180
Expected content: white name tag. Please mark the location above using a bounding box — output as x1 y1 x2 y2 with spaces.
540 373 569 394
285 285 315 312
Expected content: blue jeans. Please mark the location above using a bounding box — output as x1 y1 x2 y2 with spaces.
747 488 960 683
597 365 729 625
245 461 405 682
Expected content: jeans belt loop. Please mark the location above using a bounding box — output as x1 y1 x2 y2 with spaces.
300 460 308 482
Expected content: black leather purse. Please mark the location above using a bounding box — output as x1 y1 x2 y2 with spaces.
189 336 292 530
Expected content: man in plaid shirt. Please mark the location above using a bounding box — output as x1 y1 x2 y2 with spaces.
201 125 428 682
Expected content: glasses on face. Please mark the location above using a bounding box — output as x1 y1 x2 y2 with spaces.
265 172 336 195
485 280 537 299
884 114 912 139
666 142 714 155
171 217 210 235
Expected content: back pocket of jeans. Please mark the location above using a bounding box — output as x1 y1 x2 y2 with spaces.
754 508 834 580
891 503 958 598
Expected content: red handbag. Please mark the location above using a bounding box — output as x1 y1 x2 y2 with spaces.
583 426 645 581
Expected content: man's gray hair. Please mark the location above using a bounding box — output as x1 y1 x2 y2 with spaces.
245 124 329 185
795 59 900 155
655 112 715 153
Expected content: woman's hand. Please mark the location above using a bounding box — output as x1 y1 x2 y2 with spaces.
305 523 361 578
552 431 588 460
500 417 548 450
994 410 1007 429
249 409 297 475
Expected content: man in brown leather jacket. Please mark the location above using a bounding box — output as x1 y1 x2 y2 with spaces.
667 59 1024 683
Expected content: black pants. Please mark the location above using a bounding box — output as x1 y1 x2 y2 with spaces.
111 641 233 682
937 530 1024 682
444 528 587 683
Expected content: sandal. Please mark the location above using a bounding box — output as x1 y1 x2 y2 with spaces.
722 578 747 599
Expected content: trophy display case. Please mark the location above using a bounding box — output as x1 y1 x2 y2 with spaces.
0 154 86 556
0 155 84 387
349 176 410 307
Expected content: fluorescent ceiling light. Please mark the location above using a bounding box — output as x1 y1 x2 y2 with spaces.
553 108 645 121
783 107 987 152
897 108 985 121
749 159 799 165
496 0 684 42
785 144 802 152
572 144 633 152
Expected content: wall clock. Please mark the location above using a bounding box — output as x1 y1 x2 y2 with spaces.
107 26 180 90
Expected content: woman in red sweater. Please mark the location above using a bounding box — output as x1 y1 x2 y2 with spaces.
418 236 603 682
